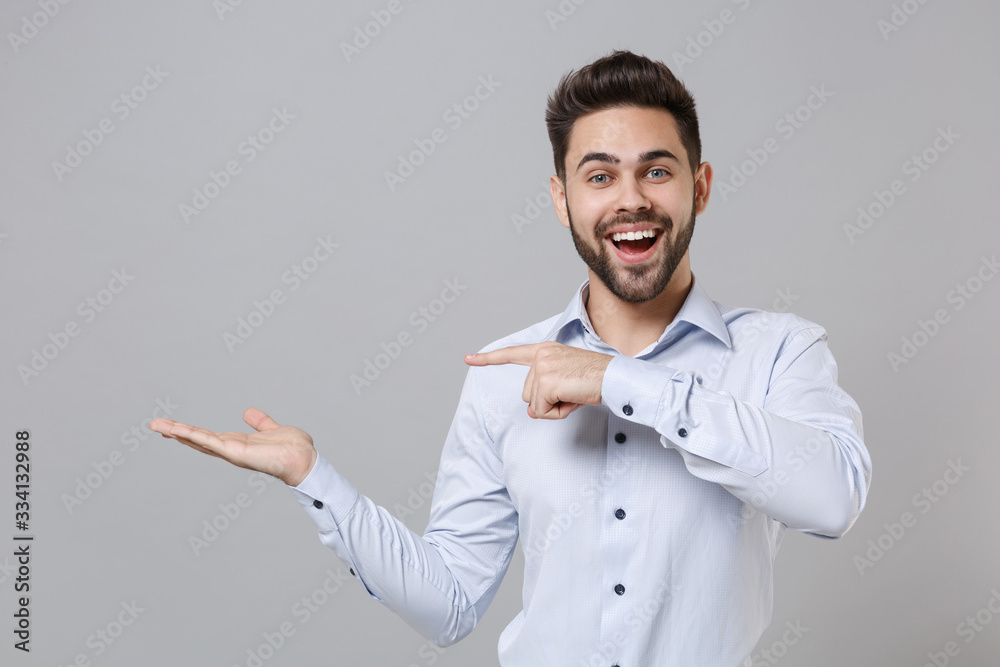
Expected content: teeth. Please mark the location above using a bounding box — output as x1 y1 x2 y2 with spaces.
611 229 658 242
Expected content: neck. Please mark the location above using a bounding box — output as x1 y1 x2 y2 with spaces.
585 260 693 357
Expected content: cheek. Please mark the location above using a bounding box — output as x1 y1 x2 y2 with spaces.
568 197 606 230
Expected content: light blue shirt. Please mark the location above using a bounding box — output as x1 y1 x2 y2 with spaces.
287 273 872 666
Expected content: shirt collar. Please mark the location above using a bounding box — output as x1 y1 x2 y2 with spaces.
542 272 733 350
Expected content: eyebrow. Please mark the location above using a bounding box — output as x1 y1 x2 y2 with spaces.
575 149 680 174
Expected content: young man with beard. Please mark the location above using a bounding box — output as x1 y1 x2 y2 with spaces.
151 50 871 666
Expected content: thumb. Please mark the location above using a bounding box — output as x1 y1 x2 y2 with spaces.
243 407 281 432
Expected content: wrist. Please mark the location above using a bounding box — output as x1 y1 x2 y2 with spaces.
284 447 318 487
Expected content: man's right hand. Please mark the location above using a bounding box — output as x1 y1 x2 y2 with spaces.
149 407 318 487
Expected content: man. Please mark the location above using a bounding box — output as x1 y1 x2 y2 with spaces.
151 50 871 666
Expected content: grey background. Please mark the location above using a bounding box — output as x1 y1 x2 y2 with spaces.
1 0 997 665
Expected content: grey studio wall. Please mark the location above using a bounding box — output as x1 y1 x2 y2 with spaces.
2 1 997 665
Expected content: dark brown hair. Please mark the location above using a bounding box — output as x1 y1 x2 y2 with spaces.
545 50 701 182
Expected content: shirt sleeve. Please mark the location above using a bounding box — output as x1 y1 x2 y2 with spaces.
600 325 872 538
284 366 519 646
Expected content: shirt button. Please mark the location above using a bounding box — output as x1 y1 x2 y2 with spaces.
614 584 625 595
615 508 626 520
622 404 633 416
350 568 355 576
313 499 323 509
677 428 688 438
614 432 626 444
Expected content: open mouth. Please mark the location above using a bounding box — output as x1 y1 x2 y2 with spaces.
607 228 660 259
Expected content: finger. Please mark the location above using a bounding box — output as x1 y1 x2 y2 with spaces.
535 397 580 420
164 421 227 455
532 377 556 420
149 418 175 434
153 422 228 460
530 375 571 420
243 407 281 432
171 436 227 461
551 402 582 419
465 344 541 367
522 365 535 406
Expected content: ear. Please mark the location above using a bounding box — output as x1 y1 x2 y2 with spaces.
551 174 570 229
693 162 713 216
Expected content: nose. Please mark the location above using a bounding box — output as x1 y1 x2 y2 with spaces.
613 173 651 214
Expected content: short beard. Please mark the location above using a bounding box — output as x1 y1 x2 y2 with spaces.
567 194 696 304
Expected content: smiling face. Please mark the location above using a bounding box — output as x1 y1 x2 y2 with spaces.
551 106 712 304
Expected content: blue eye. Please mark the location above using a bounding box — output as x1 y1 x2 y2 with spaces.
590 174 609 184
648 168 668 178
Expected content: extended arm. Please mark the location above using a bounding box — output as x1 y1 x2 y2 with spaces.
287 367 518 645
151 370 518 646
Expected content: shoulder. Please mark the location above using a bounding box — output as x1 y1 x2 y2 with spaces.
716 299 829 354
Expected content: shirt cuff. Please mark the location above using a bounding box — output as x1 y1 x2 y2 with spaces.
601 354 679 429
601 354 767 477
285 452 360 534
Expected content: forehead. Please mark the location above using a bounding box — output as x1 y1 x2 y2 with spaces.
567 106 685 163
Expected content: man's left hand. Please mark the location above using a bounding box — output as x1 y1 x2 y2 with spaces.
465 342 613 419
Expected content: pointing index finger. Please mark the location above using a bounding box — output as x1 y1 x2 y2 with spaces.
465 343 540 367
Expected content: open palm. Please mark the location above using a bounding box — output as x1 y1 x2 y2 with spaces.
150 407 317 486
